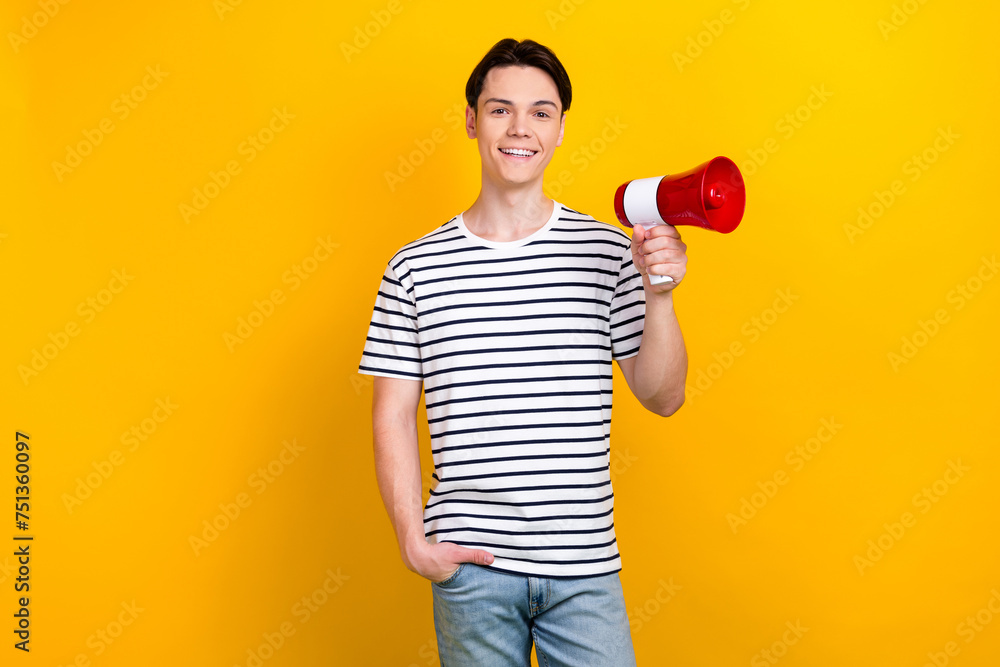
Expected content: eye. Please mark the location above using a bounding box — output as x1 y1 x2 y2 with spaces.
491 108 509 115
535 111 550 118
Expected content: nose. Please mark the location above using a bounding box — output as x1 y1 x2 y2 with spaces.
507 110 531 137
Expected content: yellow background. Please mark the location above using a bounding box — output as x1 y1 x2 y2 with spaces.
2 0 998 664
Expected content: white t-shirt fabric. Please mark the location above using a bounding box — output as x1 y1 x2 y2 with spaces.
359 201 646 578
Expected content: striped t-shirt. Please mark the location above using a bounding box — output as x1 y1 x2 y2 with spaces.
359 202 646 578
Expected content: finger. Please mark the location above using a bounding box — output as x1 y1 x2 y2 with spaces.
642 247 687 266
640 236 687 255
648 223 680 239
630 224 646 252
647 261 684 276
647 262 685 283
469 549 494 565
453 546 494 566
630 225 646 274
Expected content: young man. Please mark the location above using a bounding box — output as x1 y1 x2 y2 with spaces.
360 38 688 666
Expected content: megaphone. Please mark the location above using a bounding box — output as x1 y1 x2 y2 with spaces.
613 156 746 284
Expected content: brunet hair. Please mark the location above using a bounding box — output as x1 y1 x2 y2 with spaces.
465 39 572 116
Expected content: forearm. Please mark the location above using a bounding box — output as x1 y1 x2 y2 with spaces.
372 405 428 567
632 291 688 416
371 377 494 579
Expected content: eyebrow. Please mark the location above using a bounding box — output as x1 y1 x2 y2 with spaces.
483 97 559 110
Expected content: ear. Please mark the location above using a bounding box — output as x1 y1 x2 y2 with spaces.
465 105 477 139
556 112 566 147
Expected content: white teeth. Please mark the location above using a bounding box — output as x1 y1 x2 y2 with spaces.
500 148 536 157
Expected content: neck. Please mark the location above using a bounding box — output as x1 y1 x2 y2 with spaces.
463 179 554 242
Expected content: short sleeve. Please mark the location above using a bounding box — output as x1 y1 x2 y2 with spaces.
609 241 645 360
358 258 423 380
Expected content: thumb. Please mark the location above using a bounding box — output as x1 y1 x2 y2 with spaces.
459 547 494 566
631 224 647 260
631 224 646 250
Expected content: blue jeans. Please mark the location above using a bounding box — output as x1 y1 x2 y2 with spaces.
431 564 637 666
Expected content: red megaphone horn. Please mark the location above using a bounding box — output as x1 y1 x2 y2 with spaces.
613 156 746 234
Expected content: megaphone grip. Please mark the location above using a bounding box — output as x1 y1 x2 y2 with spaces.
649 273 674 285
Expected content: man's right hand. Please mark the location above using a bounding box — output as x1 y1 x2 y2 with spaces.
372 375 495 583
403 539 495 583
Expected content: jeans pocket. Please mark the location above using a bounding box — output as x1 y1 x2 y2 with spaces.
432 563 467 588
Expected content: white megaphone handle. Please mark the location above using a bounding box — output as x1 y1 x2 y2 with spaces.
649 273 674 285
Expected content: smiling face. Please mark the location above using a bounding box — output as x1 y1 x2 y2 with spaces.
465 65 566 192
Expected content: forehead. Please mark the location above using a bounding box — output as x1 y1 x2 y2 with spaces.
479 65 560 107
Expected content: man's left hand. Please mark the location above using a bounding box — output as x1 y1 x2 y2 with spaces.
630 223 688 293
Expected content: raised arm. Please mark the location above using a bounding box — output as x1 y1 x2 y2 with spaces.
616 223 689 417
